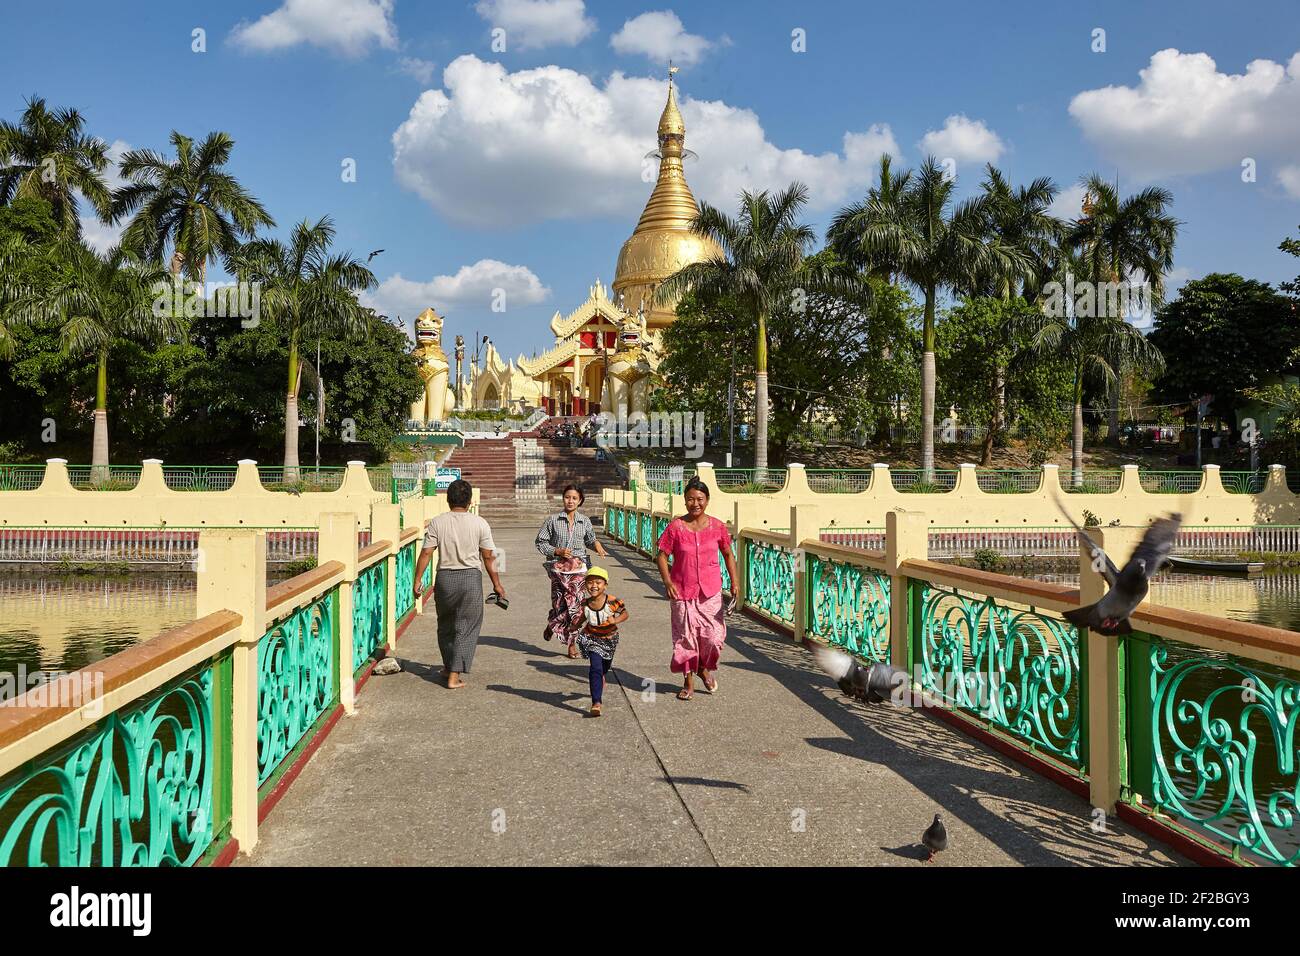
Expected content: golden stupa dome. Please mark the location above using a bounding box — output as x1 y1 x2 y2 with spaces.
612 69 721 329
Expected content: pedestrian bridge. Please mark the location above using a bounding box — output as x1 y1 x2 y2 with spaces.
0 500 1295 867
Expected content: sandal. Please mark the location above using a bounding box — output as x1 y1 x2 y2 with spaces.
676 687 693 701
567 644 580 659
589 703 602 717
700 674 718 694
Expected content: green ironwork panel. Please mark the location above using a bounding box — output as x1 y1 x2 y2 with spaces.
420 552 432 592
1146 637 1299 866
604 506 614 534
353 559 388 675
889 469 959 493
161 466 238 491
0 464 46 490
720 536 735 593
640 512 654 553
257 590 337 787
0 664 216 866
975 469 1041 493
1221 471 1266 494
918 582 1081 766
653 516 670 549
807 555 891 663
744 538 795 625
395 542 416 622
1061 469 1122 493
67 465 142 491
1139 470 1203 494
616 509 626 541
627 510 640 547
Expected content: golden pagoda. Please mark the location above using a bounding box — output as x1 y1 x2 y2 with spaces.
612 65 721 329
464 68 721 417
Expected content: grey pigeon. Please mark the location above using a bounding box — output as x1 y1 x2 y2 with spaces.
372 657 401 676
922 814 947 861
811 645 909 704
1059 509 1182 636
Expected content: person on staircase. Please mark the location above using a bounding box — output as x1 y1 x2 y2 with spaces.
536 484 609 659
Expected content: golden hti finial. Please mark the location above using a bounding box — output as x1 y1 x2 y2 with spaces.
669 61 678 83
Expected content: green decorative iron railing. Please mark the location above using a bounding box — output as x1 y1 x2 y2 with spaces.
353 558 388 675
627 510 640 548
257 466 347 492
744 537 795 625
67 465 142 491
713 468 786 493
806 470 873 493
257 590 338 788
616 508 626 542
917 581 1082 767
1140 470 1202 494
890 469 958 493
1221 471 1267 494
161 466 239 491
0 660 224 866
975 469 1042 494
394 541 417 622
807 554 890 663
720 535 735 593
0 465 45 490
654 515 670 548
1061 470 1123 493
640 511 654 553
1130 632 1299 867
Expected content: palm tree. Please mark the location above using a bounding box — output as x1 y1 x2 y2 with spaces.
227 217 376 476
1027 246 1164 485
830 156 1025 478
0 97 111 235
1067 175 1178 442
655 183 858 472
111 130 274 281
1 241 178 473
977 165 1063 461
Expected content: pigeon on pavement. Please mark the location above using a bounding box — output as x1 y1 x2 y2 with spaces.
811 644 909 704
922 814 948 861
1057 507 1182 636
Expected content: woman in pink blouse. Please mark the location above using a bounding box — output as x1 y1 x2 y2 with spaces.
655 477 740 700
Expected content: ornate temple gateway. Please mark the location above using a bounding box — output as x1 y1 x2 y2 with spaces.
440 70 720 419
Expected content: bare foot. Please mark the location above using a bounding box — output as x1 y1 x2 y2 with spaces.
567 643 580 659
446 673 467 689
698 670 717 694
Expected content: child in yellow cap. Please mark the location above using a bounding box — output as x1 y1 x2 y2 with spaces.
570 566 628 717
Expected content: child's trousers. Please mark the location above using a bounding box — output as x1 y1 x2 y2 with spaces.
588 651 613 704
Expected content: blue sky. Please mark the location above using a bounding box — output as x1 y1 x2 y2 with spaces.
3 0 1299 361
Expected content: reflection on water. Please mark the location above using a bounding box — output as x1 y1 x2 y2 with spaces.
0 575 196 676
1035 569 1300 633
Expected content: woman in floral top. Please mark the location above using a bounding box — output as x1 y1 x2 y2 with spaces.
535 484 609 658
655 477 739 700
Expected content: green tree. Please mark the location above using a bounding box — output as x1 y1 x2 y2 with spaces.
1282 225 1300 300
0 97 111 236
656 183 858 472
829 156 1025 478
227 217 376 475
1149 273 1297 422
1029 247 1164 484
1067 175 1178 441
111 131 274 280
2 241 181 472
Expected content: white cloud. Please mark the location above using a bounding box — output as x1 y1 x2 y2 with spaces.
1279 164 1300 199
474 0 595 51
363 260 551 321
229 0 397 57
610 11 713 67
395 56 437 84
917 114 1005 167
1048 182 1088 221
80 139 131 252
391 55 898 227
1069 48 1300 178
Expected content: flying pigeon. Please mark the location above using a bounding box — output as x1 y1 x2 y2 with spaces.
922 814 948 861
1058 509 1182 636
811 644 909 704
366 248 385 261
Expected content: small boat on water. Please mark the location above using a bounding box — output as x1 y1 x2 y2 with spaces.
1168 555 1266 576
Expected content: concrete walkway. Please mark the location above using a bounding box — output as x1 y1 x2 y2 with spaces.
244 508 1182 867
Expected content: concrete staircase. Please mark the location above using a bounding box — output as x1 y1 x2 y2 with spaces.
445 438 517 499
541 444 623 501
